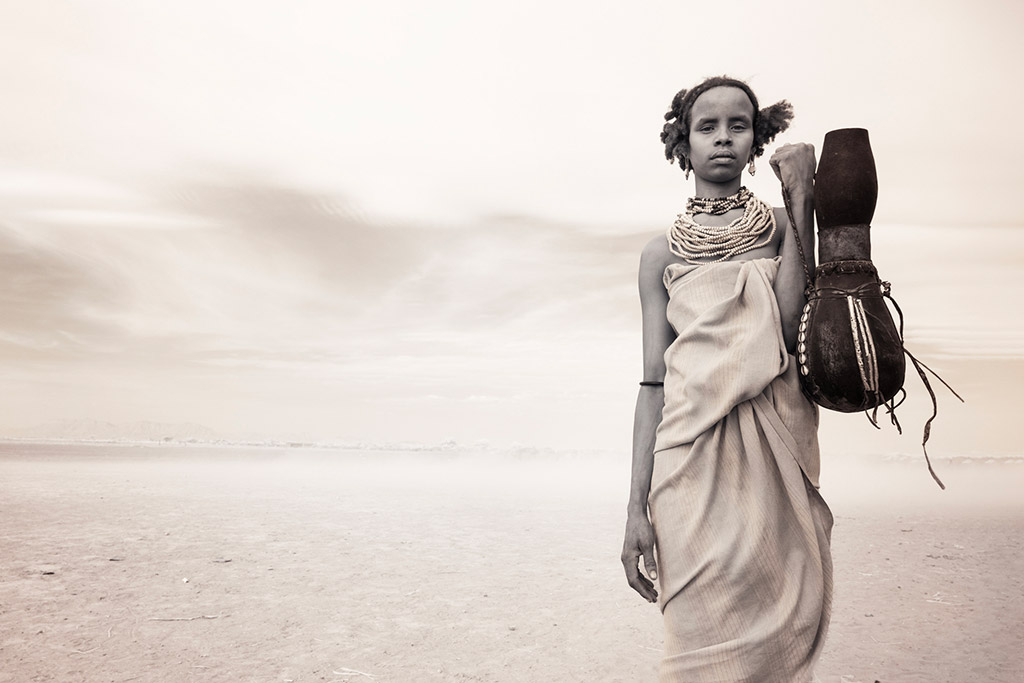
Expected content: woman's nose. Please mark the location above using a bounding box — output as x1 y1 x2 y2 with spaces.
715 129 732 145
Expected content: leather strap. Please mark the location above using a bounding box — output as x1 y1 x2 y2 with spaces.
780 181 814 294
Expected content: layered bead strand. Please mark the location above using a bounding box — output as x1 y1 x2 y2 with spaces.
667 190 776 264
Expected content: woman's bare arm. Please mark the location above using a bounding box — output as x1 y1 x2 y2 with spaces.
770 143 817 353
622 236 676 603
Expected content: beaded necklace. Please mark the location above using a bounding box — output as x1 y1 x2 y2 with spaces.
686 186 752 216
667 189 776 264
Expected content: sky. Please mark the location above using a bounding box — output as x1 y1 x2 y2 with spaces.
1 0 1023 451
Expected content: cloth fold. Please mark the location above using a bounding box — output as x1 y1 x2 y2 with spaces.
649 256 833 683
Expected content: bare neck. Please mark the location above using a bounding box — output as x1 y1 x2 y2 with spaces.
692 177 742 198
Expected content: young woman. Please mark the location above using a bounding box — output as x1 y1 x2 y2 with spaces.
621 76 834 682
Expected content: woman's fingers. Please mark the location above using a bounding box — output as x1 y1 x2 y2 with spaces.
640 532 658 581
770 142 817 185
623 515 659 603
644 557 658 582
626 562 659 603
769 148 786 180
622 538 659 603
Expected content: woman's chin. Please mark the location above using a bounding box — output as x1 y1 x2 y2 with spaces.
695 170 743 184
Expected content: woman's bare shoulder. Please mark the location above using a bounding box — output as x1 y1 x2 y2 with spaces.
638 234 672 291
640 233 671 268
641 233 672 264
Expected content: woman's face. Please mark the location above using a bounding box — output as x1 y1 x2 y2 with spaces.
687 86 755 183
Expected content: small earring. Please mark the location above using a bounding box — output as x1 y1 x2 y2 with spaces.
684 158 691 180
748 157 756 176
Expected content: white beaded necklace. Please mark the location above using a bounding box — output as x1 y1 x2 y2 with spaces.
667 191 776 264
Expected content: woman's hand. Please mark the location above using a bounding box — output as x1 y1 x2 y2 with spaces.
769 142 817 191
770 142 817 351
621 511 659 603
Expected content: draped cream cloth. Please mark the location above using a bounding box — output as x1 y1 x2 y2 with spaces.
649 256 833 683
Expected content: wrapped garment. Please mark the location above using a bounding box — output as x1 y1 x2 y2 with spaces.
649 256 833 683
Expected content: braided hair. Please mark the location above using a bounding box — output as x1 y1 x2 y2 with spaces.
661 75 793 172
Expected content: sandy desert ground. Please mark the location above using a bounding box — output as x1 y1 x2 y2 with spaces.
1 442 1021 682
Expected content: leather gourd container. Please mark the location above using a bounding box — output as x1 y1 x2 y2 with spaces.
797 128 906 412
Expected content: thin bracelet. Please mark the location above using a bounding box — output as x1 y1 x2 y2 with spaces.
639 381 664 387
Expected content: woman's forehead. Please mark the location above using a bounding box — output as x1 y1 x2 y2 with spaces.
691 86 755 120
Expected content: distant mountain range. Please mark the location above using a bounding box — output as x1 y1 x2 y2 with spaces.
4 419 223 443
